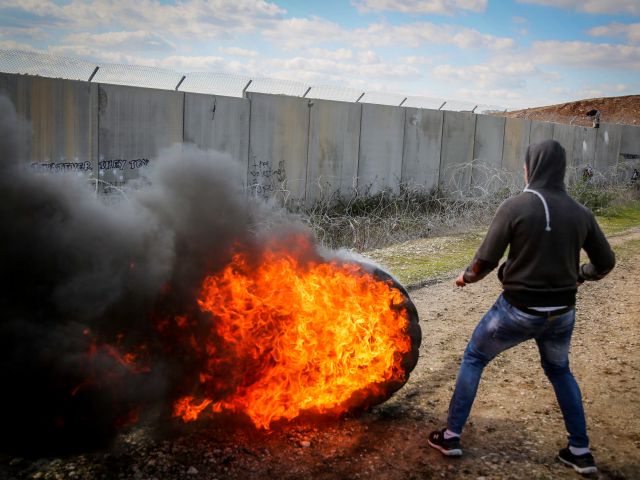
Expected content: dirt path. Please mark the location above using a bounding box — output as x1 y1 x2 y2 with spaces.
400 232 640 479
3 235 639 480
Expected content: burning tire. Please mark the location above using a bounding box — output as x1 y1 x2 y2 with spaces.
172 237 422 428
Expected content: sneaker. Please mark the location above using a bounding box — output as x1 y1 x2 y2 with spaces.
428 428 462 457
558 447 597 475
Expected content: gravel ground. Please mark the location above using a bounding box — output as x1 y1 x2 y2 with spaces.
2 230 639 480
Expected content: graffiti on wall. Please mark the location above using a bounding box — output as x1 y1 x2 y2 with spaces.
99 158 150 170
31 158 150 174
31 161 93 173
98 158 151 189
248 158 287 196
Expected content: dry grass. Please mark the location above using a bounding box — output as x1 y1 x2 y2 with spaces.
298 161 640 252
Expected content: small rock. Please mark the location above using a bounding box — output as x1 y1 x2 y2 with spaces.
187 466 198 475
300 440 311 448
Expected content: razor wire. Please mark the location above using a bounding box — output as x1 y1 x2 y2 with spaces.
0 49 504 111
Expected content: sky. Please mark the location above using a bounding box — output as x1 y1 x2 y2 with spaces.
0 0 639 109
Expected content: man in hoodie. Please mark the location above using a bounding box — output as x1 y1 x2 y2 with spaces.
427 140 615 475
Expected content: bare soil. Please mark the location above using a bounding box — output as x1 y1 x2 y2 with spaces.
2 231 639 480
497 95 640 127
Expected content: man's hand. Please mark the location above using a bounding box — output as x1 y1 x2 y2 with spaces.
455 271 466 287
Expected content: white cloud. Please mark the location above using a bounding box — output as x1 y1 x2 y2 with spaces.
0 0 286 38
63 31 175 51
0 39 38 51
432 59 539 89
516 0 640 16
308 48 354 61
531 40 640 69
352 0 487 15
262 17 515 51
45 45 249 74
152 55 231 72
401 55 432 65
431 39 640 97
265 55 421 80
261 17 346 49
47 45 149 65
0 26 49 39
350 22 515 49
454 86 531 107
357 50 382 64
588 23 640 44
218 47 260 57
575 83 631 99
428 37 640 107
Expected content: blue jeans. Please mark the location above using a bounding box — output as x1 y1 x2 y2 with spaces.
447 294 589 448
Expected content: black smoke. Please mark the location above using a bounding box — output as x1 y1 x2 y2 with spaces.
0 95 421 456
0 95 301 455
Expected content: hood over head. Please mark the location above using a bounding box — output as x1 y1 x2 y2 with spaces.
525 139 566 190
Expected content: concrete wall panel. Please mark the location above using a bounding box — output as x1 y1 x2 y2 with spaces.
552 123 575 162
401 108 443 191
529 121 554 144
0 73 98 172
571 126 597 170
98 84 183 188
553 123 577 182
4 73 640 201
306 99 361 205
247 92 309 203
472 114 505 191
357 103 404 194
183 92 250 179
619 124 640 180
439 111 476 191
594 124 622 174
620 124 640 159
502 117 530 184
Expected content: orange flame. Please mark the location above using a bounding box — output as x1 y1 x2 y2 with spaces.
173 236 412 429
173 396 213 422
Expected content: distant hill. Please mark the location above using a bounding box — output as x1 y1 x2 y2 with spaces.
496 95 640 127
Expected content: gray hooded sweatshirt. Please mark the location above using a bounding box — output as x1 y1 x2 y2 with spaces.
462 139 615 307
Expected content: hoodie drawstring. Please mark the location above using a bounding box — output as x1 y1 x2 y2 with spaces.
523 187 552 232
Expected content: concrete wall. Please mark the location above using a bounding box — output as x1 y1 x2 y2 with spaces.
502 117 530 183
305 99 361 205
401 108 443 191
183 92 250 175
530 120 554 145
553 123 577 182
472 114 505 191
4 72 640 206
98 84 183 188
440 111 476 191
357 103 404 195
594 124 622 172
620 124 640 161
619 124 640 180
247 92 309 203
572 126 597 169
0 73 98 172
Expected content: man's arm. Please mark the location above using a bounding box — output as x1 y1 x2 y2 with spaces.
580 214 615 281
456 201 511 287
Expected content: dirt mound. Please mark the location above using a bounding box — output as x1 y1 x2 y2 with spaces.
498 95 640 126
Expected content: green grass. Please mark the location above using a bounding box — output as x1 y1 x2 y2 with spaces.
365 201 640 287
595 201 640 236
365 232 484 286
